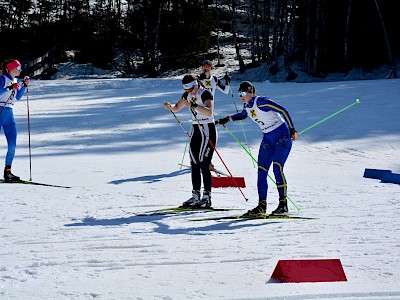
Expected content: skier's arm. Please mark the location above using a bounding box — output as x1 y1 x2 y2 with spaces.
257 97 295 130
0 76 7 94
215 76 230 94
15 85 26 100
163 92 189 112
258 97 298 140
192 90 213 116
215 108 247 125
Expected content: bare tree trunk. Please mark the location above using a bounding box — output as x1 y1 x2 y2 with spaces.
374 0 397 78
311 0 322 76
230 0 245 73
304 0 311 72
215 0 222 66
254 0 261 62
153 1 163 66
250 0 256 63
284 0 298 80
269 0 280 75
272 0 279 61
344 0 352 71
261 0 271 61
143 2 149 68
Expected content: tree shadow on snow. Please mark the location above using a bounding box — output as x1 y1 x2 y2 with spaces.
108 168 191 185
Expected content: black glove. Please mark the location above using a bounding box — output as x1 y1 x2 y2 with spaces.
224 74 231 85
215 116 230 125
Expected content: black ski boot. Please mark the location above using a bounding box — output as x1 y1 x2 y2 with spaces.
182 190 201 208
242 199 266 217
271 197 288 215
4 167 20 182
194 191 212 209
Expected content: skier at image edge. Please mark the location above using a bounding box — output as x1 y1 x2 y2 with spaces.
163 74 216 208
215 81 298 216
0 59 30 181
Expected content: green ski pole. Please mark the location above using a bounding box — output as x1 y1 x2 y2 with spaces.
298 98 360 135
179 124 192 169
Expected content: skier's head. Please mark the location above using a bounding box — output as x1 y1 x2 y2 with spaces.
201 60 212 71
237 81 255 103
238 81 256 95
182 74 198 92
2 59 22 75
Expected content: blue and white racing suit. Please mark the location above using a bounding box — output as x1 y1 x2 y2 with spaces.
230 96 295 200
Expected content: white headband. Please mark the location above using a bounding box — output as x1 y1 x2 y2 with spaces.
183 80 197 90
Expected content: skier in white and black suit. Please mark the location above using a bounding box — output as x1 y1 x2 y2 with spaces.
198 60 231 97
163 75 217 209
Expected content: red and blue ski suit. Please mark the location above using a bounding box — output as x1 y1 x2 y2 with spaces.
0 74 26 166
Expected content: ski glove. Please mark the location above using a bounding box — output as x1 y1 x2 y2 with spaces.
7 83 19 90
290 128 298 140
215 116 230 125
224 74 231 85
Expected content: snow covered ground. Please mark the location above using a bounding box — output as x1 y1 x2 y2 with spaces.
1 77 400 299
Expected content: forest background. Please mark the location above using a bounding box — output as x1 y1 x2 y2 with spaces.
0 0 399 81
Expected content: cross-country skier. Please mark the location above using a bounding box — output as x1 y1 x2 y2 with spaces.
215 81 298 216
163 74 216 208
0 59 30 181
198 60 231 97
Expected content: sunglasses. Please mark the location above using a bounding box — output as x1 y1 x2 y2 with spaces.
185 87 195 92
238 91 250 97
202 65 212 71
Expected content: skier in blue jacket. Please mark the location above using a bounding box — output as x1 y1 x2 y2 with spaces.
216 81 298 216
0 59 30 181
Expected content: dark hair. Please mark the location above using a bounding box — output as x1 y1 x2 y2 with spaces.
202 60 212 68
238 81 256 94
182 74 198 85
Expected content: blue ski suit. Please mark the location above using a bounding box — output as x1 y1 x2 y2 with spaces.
230 96 295 200
0 74 26 166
